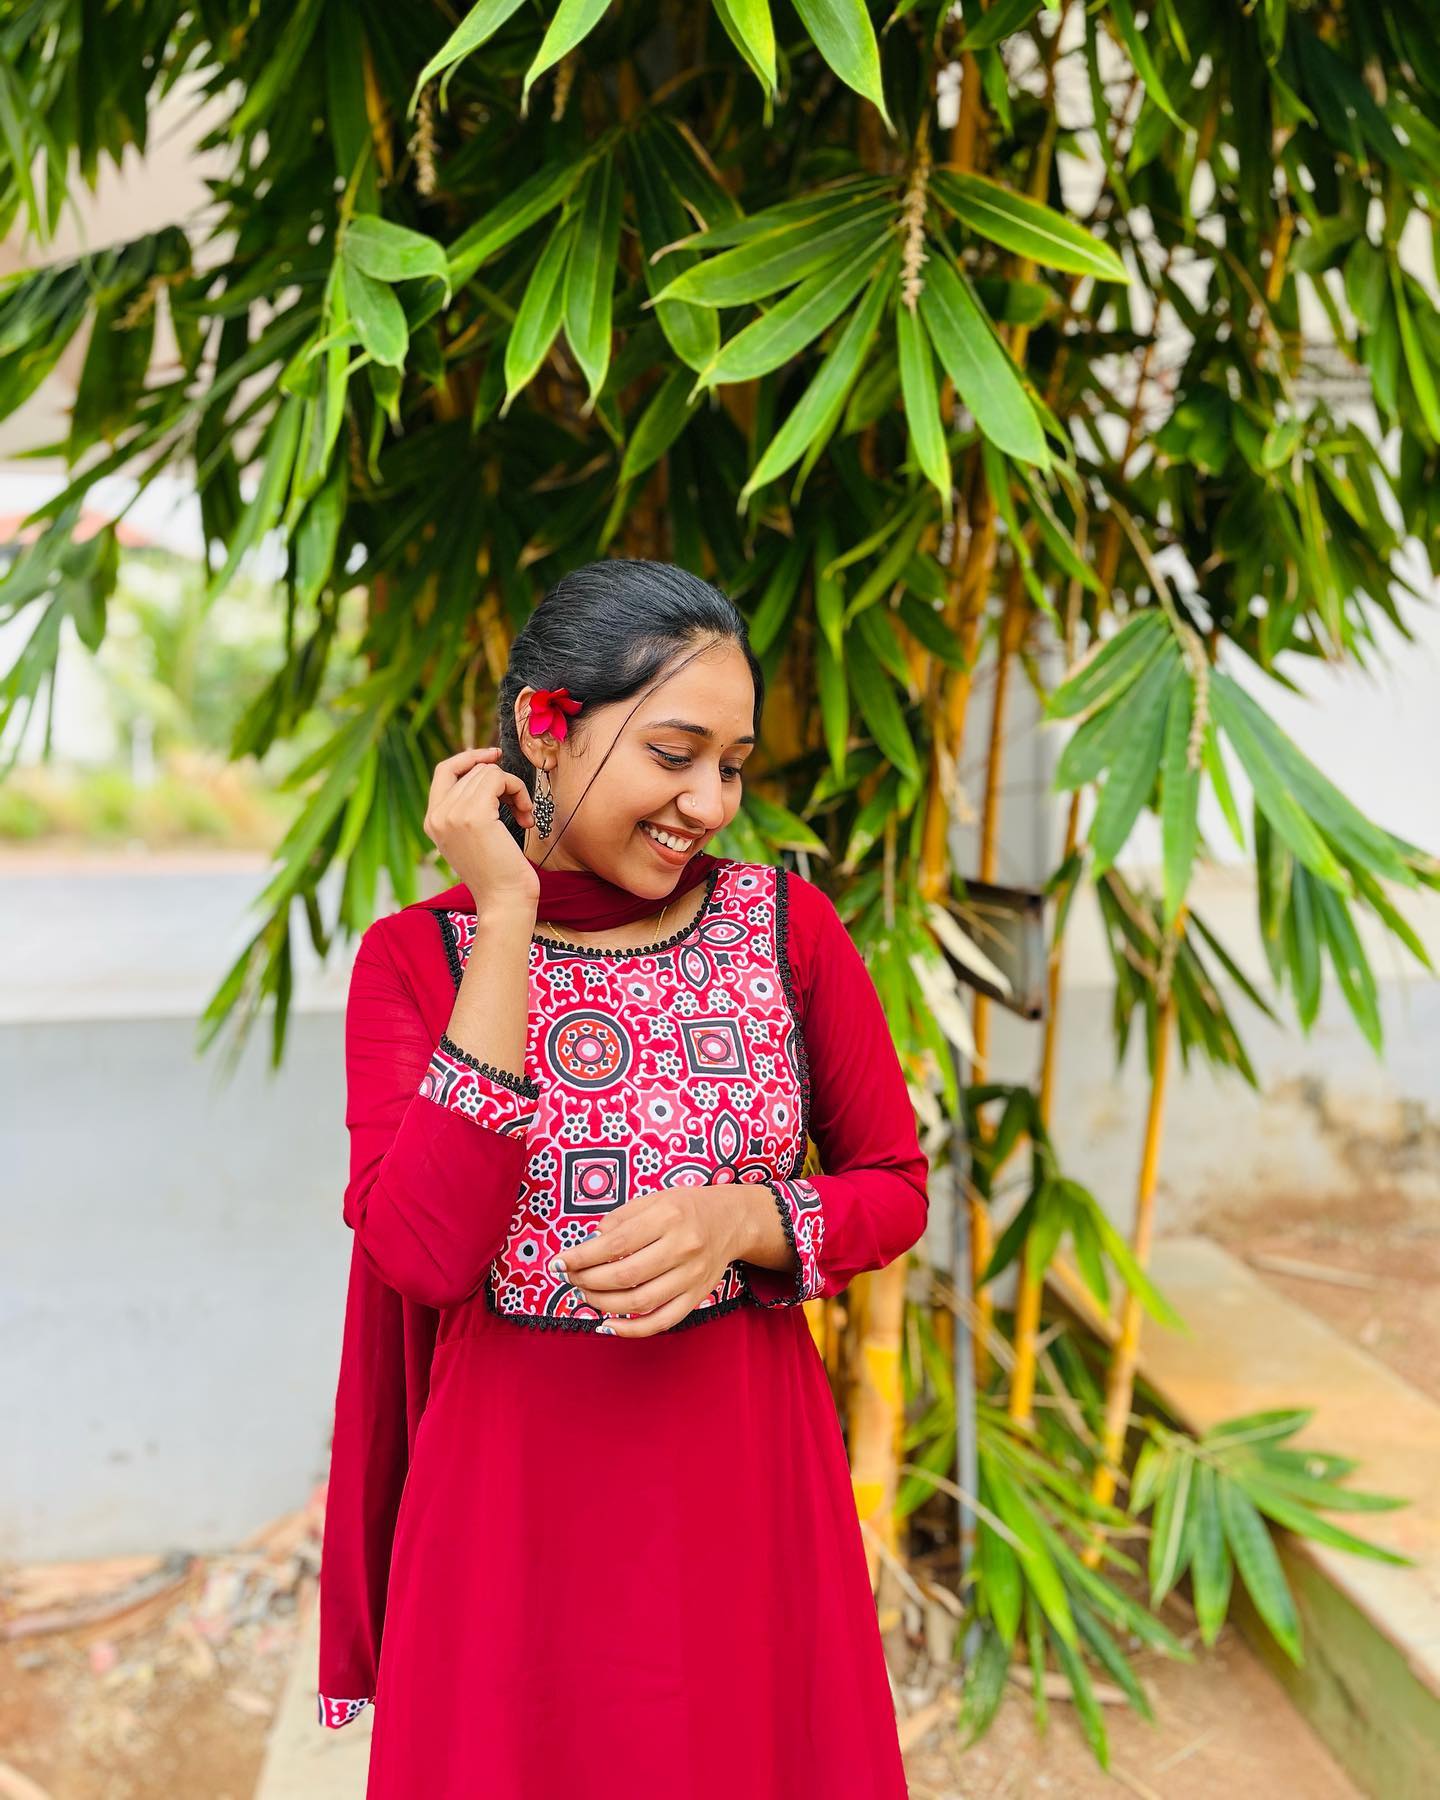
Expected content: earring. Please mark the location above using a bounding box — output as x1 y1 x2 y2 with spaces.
533 767 555 839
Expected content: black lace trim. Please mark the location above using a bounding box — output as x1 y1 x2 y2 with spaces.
434 909 465 992
740 1178 806 1308
530 863 725 959
772 865 813 1169
480 1269 752 1333
436 1031 539 1099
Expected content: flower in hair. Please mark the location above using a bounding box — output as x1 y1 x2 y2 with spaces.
528 685 583 741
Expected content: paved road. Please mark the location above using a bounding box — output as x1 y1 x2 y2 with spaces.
0 850 362 1023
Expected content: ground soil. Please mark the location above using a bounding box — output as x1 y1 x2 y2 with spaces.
900 1610 1359 1798
1206 1182 1440 1407
0 1510 312 1800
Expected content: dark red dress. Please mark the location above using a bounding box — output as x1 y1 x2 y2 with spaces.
317 857 930 1798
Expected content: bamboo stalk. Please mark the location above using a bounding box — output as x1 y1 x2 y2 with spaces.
1083 907 1187 1555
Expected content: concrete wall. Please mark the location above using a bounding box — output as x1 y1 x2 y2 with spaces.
1 856 361 1561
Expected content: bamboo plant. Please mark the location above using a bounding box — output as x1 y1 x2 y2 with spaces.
3 0 1438 1769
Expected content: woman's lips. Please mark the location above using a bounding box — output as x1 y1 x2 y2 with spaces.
637 822 694 865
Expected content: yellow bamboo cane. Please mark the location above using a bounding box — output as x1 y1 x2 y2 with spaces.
1083 905 1188 1559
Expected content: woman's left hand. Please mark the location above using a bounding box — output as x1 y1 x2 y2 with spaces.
552 1184 749 1337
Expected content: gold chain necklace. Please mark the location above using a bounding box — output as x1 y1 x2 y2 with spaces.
534 898 671 951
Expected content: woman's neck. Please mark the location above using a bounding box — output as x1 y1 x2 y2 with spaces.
534 872 712 951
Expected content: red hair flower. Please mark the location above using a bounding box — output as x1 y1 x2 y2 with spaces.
528 685 583 741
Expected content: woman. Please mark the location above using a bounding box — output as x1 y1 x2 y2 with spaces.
317 560 931 1798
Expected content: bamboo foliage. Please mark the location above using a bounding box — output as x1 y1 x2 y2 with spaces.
3 0 1439 1767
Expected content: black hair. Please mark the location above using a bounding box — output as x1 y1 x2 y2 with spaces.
494 558 765 854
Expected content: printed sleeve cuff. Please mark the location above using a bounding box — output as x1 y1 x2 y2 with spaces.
418 1033 540 1139
318 1694 372 1728
743 1177 826 1306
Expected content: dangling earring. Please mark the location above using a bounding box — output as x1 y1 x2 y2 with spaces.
533 766 555 839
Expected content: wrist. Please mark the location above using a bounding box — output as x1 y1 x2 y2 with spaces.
473 899 538 930
727 1182 779 1264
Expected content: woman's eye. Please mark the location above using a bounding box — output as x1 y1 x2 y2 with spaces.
651 749 743 781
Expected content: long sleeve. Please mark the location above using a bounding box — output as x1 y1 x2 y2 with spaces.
343 918 539 1309
743 869 931 1307
316 1236 410 1724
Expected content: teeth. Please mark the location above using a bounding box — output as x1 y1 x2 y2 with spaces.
641 823 690 852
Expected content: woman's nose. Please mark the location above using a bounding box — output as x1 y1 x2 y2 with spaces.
678 778 727 829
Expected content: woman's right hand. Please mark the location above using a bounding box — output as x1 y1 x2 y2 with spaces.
424 747 540 916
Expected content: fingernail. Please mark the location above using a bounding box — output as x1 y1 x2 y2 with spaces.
549 1256 567 1277
596 1322 615 1335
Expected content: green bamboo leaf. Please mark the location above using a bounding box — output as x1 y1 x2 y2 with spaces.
931 170 1128 282
293 451 346 609
1218 1478 1303 1663
1216 676 1414 882
746 534 810 656
815 627 849 782
846 623 920 783
1149 1453 1194 1603
1209 678 1351 890
229 0 326 136
978 1189 1037 1290
522 0 610 115
1205 1408 1312 1448
1109 0 1184 128
1024 1593 1049 1734
654 201 896 307
447 159 588 287
1048 611 1170 719
959 1623 1013 1743
1237 1477 1412 1565
1083 1196 1187 1331
954 0 1043 52
1242 1463 1406 1516
340 257 407 369
695 249 882 390
1189 1463 1232 1645
1392 273 1440 439
1087 653 1171 872
977 1514 1023 1644
712 0 778 94
670 179 887 253
1071 1595 1154 1722
627 130 720 371
1160 669 1199 924
1050 1629 1109 1767
896 300 951 515
743 788 828 854
792 0 894 131
1037 1515 1191 1657
918 254 1048 467
1023 1183 1069 1281
1201 717 1246 851
1285 865 1324 1029
1349 865 1434 973
639 118 746 235
739 255 891 503
618 366 699 484
207 397 303 600
503 227 573 414
1016 466 1103 594
896 591 967 668
1312 883 1383 1050
564 156 624 410
343 217 451 301
987 1460 1078 1649
410 0 530 112
1067 1202 1110 1311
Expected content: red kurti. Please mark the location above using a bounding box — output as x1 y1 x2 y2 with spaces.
317 857 930 1798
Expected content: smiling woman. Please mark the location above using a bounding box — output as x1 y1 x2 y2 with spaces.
318 559 930 1799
